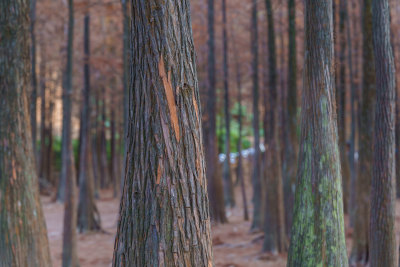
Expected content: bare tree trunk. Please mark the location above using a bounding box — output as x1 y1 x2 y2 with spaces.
287 0 348 265
350 0 375 263
204 0 227 223
77 9 101 233
250 0 262 231
61 0 79 266
0 1 52 266
370 0 397 265
30 0 38 163
283 0 298 237
112 0 213 265
222 0 235 208
263 0 286 253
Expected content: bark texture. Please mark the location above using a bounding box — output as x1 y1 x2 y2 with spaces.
0 1 52 266
350 0 375 263
370 0 396 265
287 0 348 265
112 0 213 266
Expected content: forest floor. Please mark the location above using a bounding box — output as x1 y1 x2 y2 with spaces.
42 186 400 267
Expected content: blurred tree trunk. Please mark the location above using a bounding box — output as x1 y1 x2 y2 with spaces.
350 0 375 263
282 0 298 236
39 48 47 184
263 0 286 253
204 0 227 223
30 0 38 162
250 0 262 231
338 0 350 214
370 0 396 265
231 23 249 221
112 0 213 265
287 0 348 265
222 0 235 208
263 0 287 252
77 10 101 233
0 1 51 266
61 0 79 266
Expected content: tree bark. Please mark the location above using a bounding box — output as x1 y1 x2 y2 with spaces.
350 0 375 263
112 0 213 266
250 0 262 231
369 0 396 265
0 1 52 266
204 0 227 223
77 10 101 233
61 0 79 266
263 0 286 253
287 0 348 265
222 0 235 208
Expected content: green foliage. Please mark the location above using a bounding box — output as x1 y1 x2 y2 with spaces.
217 102 253 154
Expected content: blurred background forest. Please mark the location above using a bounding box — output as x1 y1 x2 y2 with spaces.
15 0 400 266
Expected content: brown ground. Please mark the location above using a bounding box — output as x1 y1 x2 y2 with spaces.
42 187 400 267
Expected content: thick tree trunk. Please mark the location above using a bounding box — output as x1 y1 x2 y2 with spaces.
250 0 262 231
287 0 348 265
350 0 375 263
77 11 101 233
263 0 286 253
61 0 79 266
222 0 235 208
0 1 52 266
282 0 298 237
369 0 396 265
205 0 227 223
112 1 213 266
338 0 350 214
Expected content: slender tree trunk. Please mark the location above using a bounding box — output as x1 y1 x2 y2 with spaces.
231 23 249 221
287 0 348 265
30 0 38 162
61 0 79 266
222 0 235 208
283 0 298 237
250 0 262 231
77 10 101 233
112 0 213 265
0 1 52 266
39 49 47 184
370 0 396 265
350 0 375 263
205 0 227 223
338 0 350 214
263 0 286 253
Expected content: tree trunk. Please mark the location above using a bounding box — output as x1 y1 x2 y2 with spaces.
338 0 350 214
30 0 38 162
250 0 262 231
222 0 235 208
204 0 227 223
77 10 101 233
263 0 286 253
231 22 249 221
61 0 79 266
287 0 348 265
0 1 52 266
282 0 298 237
112 0 213 265
370 0 396 265
350 0 375 263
